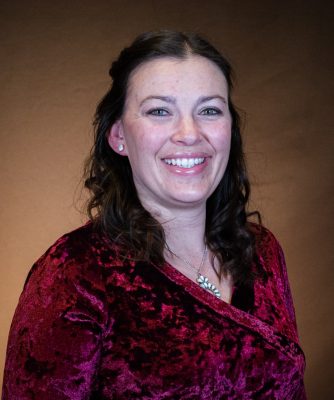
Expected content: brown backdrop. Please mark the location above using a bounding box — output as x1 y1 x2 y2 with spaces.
1 1 333 398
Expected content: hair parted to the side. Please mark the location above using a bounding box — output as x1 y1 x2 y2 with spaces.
84 30 261 285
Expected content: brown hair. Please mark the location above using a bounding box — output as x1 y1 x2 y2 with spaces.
84 30 260 284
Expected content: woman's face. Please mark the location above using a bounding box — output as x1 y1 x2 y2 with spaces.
109 55 232 213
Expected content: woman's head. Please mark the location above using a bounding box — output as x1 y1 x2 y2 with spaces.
108 54 232 211
85 31 254 283
88 30 242 209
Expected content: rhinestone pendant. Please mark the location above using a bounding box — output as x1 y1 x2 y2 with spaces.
197 274 221 298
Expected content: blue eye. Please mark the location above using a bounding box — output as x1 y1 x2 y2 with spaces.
200 108 222 116
147 108 169 116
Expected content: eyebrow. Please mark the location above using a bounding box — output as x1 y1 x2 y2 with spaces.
140 96 176 106
140 95 227 107
196 95 227 105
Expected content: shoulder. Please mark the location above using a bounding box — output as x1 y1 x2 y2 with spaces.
23 222 122 291
4 224 115 395
248 222 282 250
41 222 109 261
248 223 300 339
38 221 121 264
248 222 285 269
16 222 125 333
248 222 289 290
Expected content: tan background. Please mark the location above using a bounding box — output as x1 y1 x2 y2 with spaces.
1 0 333 398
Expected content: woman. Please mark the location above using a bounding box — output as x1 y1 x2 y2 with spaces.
2 31 306 399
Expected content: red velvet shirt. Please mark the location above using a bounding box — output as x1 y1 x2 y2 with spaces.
2 223 306 399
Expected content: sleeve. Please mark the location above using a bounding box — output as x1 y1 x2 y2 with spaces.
271 232 308 399
2 236 109 400
254 225 301 341
276 242 299 335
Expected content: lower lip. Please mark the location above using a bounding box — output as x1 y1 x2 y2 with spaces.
162 159 208 175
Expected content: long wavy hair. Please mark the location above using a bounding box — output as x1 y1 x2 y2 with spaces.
84 30 260 285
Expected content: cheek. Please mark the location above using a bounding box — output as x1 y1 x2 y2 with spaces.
127 122 168 150
211 124 232 152
123 123 166 163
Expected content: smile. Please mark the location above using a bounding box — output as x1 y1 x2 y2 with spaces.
163 157 205 168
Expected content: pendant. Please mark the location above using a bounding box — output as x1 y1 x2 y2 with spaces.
197 274 221 298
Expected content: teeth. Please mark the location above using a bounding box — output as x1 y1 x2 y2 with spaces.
163 157 205 168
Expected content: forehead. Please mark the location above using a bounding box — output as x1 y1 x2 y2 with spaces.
126 55 229 100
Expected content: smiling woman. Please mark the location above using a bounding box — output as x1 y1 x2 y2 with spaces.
2 31 306 399
109 56 232 209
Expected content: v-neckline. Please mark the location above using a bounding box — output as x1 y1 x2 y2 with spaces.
152 260 305 362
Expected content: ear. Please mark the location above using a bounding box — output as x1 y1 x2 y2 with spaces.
107 120 128 156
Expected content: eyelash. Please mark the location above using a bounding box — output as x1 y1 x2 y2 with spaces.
200 107 222 116
146 107 223 117
146 108 170 116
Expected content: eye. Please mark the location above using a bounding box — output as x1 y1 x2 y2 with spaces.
146 108 170 116
200 107 222 116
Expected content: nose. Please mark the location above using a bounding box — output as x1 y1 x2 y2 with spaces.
171 116 202 146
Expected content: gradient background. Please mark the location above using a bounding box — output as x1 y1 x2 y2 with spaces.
1 1 333 398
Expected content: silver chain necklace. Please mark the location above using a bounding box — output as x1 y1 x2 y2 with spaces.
166 244 221 298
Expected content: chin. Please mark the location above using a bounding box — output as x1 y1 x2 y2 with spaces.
169 192 209 206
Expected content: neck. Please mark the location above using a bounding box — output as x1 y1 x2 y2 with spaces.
138 199 231 301
150 203 207 256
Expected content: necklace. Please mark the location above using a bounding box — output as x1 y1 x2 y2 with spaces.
166 244 221 299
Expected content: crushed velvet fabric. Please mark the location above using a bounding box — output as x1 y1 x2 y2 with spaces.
2 223 306 399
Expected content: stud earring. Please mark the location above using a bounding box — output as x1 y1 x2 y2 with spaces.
118 144 124 152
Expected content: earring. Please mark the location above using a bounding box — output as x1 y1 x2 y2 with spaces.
118 144 124 152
